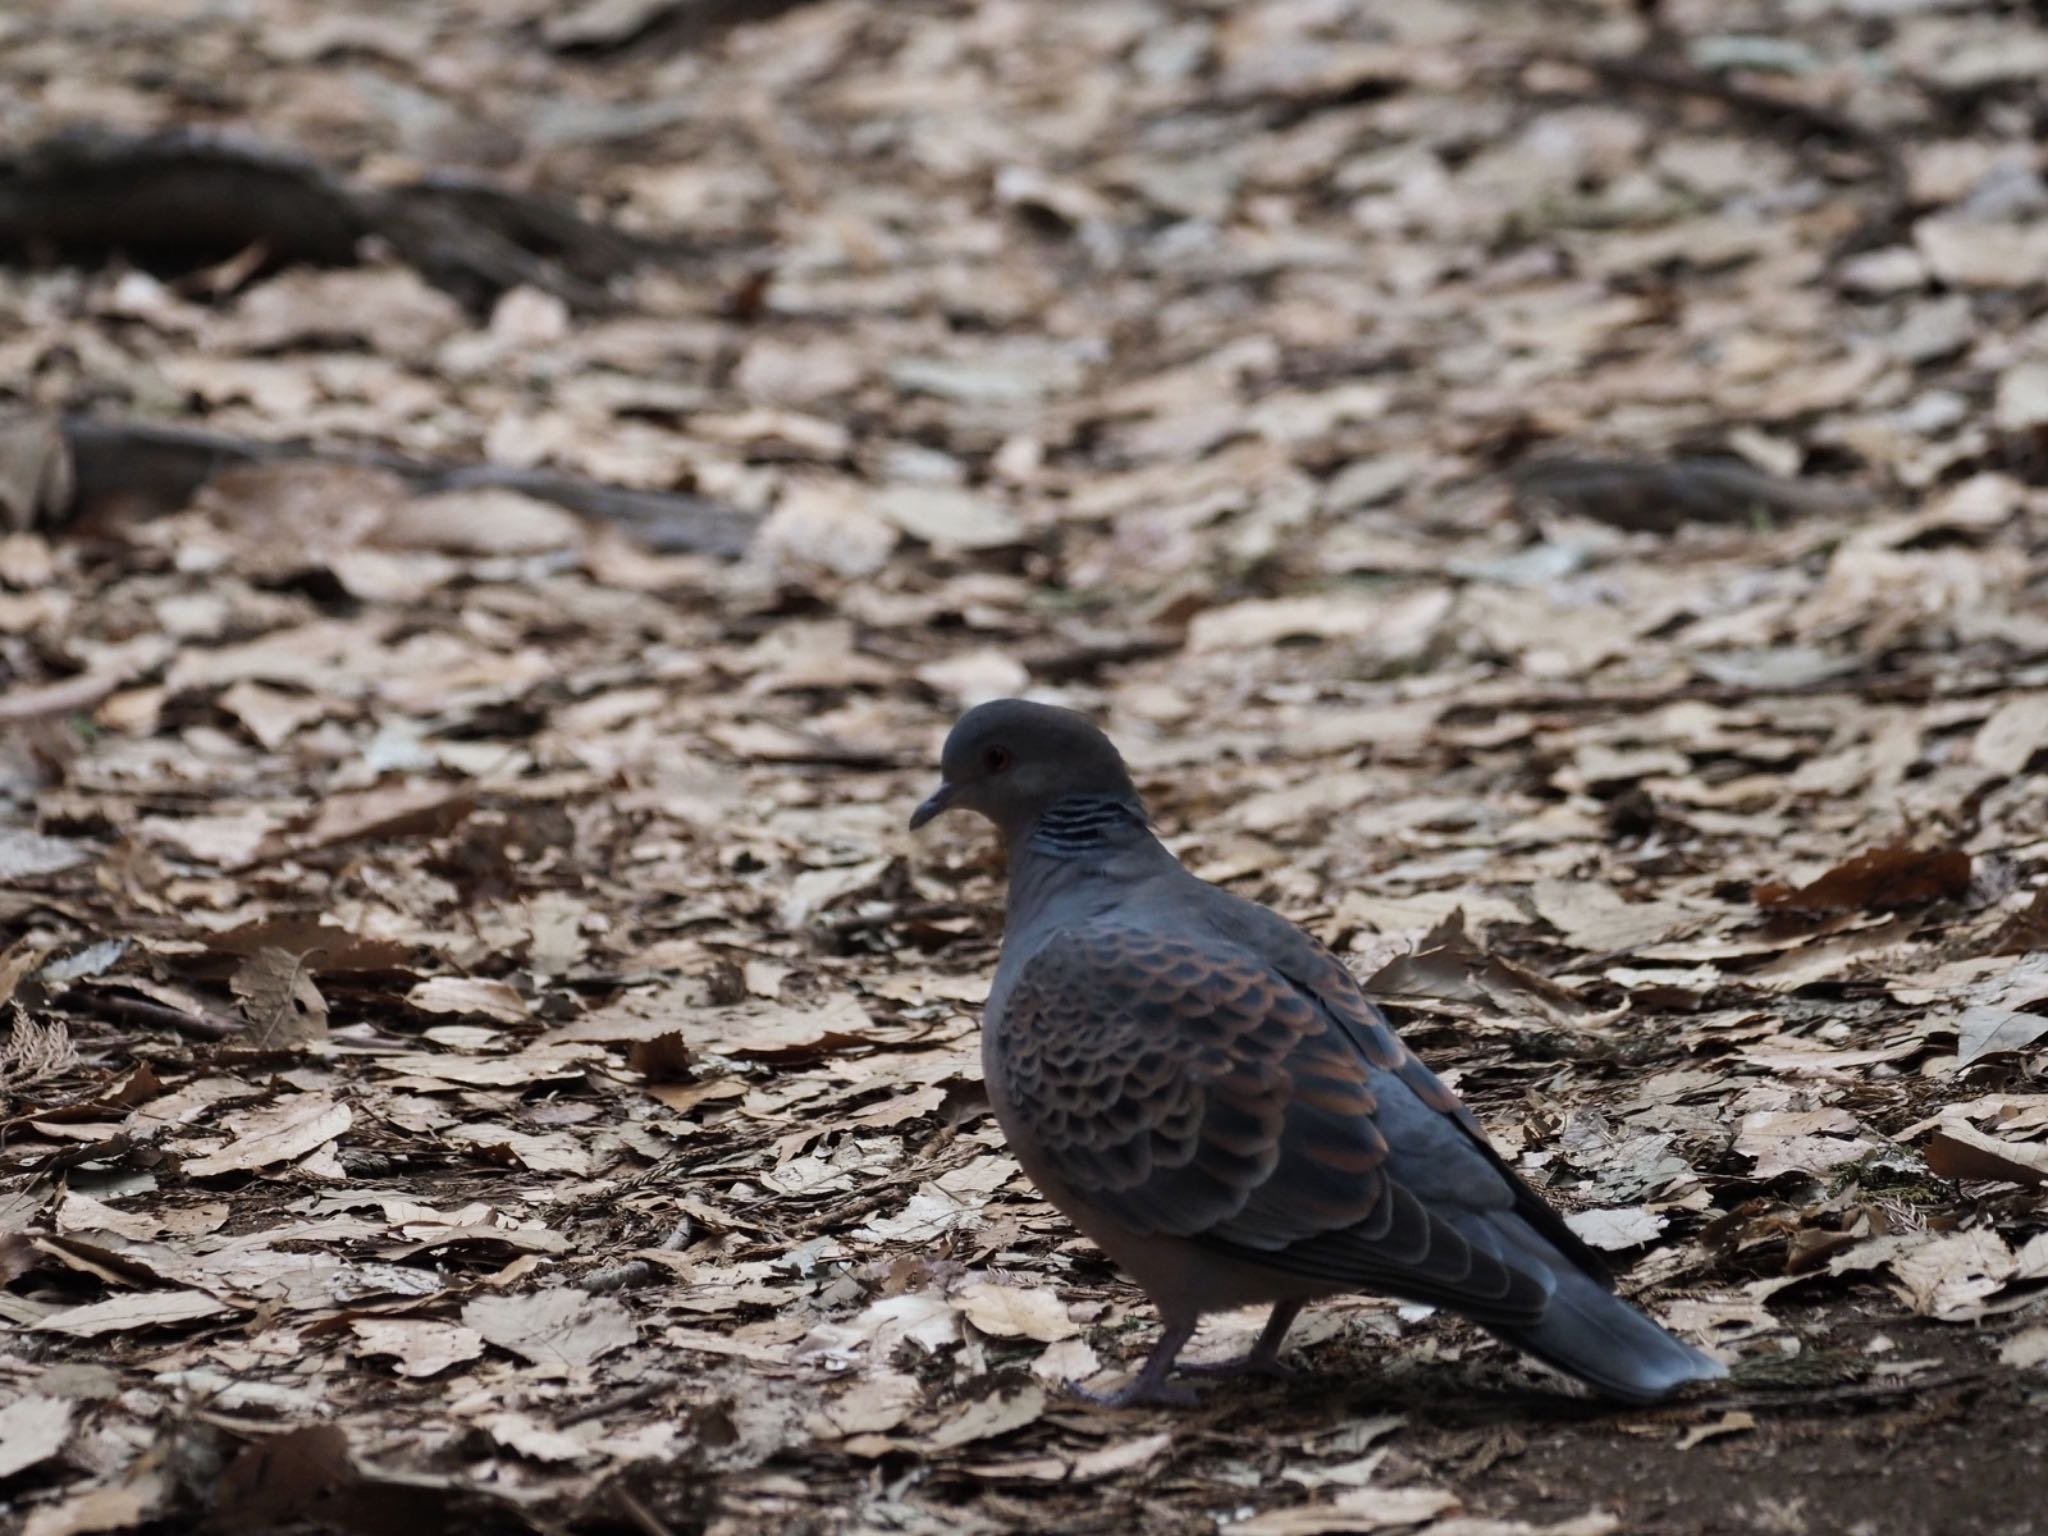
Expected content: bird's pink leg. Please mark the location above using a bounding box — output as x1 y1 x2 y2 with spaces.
1071 1319 1199 1408
1178 1301 1303 1380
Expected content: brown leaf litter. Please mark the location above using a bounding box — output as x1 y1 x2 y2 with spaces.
3 2 2047 1534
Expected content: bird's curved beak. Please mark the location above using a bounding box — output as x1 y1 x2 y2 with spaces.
908 782 955 830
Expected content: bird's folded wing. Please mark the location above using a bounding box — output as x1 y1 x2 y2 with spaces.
1269 933 1615 1286
998 924 1547 1322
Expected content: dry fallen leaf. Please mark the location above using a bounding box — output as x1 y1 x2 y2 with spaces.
1755 846 1972 915
1885 1229 2017 1320
461 1289 637 1372
230 947 329 1047
1957 1007 2048 1067
925 1379 1045 1449
1235 1485 1461 1535
21 1473 169 1536
951 1278 1079 1342
405 975 531 1024
1674 1410 1756 1451
180 1093 353 1176
12 1 2048 1528
349 1318 487 1378
1563 1206 1669 1252
2000 1326 2048 1370
33 1289 233 1336
1923 1124 2048 1188
0 1395 76 1479
1734 1109 1879 1180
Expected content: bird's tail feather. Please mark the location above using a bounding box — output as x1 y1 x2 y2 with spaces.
1472 1213 1725 1403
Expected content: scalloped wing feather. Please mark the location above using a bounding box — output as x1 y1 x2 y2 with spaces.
996 923 1547 1323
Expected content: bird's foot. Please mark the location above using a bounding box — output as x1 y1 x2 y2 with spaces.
1067 1376 1201 1409
1178 1352 1297 1383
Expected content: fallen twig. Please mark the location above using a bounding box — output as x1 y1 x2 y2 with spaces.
0 128 666 311
1512 455 1870 533
1711 1367 1989 1414
53 414 756 556
83 994 244 1042
580 1219 695 1294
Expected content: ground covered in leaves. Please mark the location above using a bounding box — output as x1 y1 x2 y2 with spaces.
3 1 2047 1533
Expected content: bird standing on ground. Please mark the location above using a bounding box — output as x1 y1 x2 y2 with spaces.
909 698 1725 1407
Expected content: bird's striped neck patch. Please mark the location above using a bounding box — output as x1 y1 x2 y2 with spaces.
1029 794 1148 854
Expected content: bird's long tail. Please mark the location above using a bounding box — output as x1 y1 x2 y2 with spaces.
1471 1213 1727 1403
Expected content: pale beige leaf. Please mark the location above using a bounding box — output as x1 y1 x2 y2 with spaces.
54 1190 161 1241
1999 1325 2048 1370
180 1094 352 1176
349 1319 486 1378
34 1290 231 1336
482 1411 588 1463
1236 1485 1460 1535
1957 1007 2048 1067
873 484 1021 550
952 1279 1079 1342
22 1474 168 1536
377 488 584 555
1887 1229 2016 1319
0 1395 75 1479
406 975 531 1024
1733 1109 1878 1179
1563 1206 1668 1251
926 1382 1045 1449
807 1371 923 1438
446 1122 593 1175
461 1288 637 1370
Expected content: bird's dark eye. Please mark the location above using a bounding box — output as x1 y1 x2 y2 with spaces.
983 745 1013 774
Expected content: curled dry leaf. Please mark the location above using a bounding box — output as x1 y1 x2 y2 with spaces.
574 988 875 1060
1886 1228 2018 1320
1367 908 1600 1028
808 1371 924 1439
1923 1123 2048 1188
446 1122 593 1176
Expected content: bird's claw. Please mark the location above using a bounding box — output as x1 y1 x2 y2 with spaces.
1066 1376 1201 1409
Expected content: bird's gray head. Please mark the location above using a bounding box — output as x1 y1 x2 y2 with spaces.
909 699 1142 840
